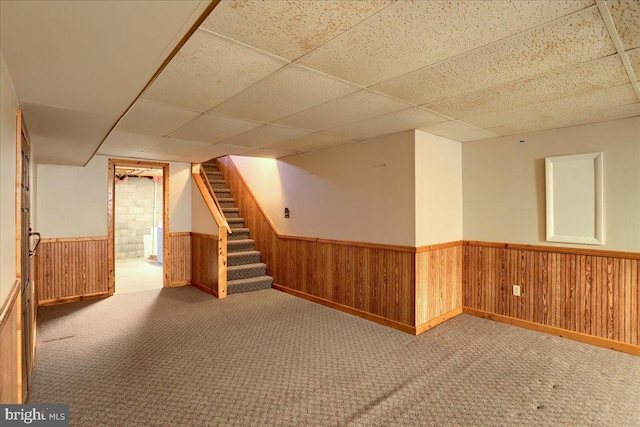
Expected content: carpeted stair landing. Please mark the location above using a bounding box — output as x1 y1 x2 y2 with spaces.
203 160 273 294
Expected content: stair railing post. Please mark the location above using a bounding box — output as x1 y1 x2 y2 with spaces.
218 225 227 299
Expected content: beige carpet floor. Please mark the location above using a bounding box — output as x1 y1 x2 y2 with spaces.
30 287 640 426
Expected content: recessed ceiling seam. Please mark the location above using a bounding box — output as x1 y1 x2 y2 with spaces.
417 52 624 110
596 0 640 102
458 81 635 123
196 26 292 64
364 4 603 91
85 0 222 167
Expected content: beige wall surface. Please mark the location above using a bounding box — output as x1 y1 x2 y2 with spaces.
232 131 417 246
37 156 192 238
37 155 109 238
463 117 640 252
191 179 218 235
0 50 18 304
167 161 191 232
414 130 463 246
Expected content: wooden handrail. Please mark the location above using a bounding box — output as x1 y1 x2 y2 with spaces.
200 165 231 234
191 164 231 235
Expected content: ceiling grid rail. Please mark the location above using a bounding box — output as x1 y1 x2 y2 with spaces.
596 0 640 102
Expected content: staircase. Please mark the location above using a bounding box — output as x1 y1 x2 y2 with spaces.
202 160 273 294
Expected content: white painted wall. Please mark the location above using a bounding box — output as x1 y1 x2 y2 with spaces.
463 117 640 252
0 50 18 304
414 130 463 246
231 131 416 246
37 155 192 238
37 156 109 237
191 179 218 235
168 161 191 232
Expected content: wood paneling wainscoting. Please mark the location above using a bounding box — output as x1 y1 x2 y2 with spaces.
273 240 416 330
36 237 109 306
218 156 462 334
34 233 193 305
191 233 221 297
0 280 22 402
169 232 191 287
463 241 640 355
415 242 463 334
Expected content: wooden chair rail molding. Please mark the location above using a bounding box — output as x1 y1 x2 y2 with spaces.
0 280 22 403
216 156 639 355
216 156 461 332
464 240 640 260
36 236 109 306
216 156 445 254
463 241 639 355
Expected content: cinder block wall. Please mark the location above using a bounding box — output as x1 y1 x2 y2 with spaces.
115 177 163 260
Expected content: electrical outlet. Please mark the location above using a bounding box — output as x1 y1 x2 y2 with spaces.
513 285 521 297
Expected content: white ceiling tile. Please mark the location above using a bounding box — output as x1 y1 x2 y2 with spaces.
141 29 288 112
219 124 312 148
143 137 211 156
116 100 201 136
97 131 164 157
418 121 500 142
185 144 253 163
464 84 638 129
263 133 350 152
425 55 629 119
486 102 640 136
238 148 297 159
298 1 595 87
211 65 360 122
325 107 447 140
372 6 615 105
201 1 393 60
169 113 263 144
608 0 640 50
274 90 412 131
0 0 209 116
20 102 114 165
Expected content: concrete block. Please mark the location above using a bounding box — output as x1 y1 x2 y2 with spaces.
115 206 129 215
128 222 148 230
116 199 133 207
128 207 144 214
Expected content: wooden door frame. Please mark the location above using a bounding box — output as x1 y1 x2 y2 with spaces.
108 159 170 294
16 109 35 401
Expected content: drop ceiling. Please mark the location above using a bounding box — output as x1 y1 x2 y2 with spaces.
0 0 212 165
3 1 639 166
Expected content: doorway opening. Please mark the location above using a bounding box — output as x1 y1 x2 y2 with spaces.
108 160 170 294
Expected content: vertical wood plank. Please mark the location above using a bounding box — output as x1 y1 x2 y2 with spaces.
0 281 22 403
191 233 219 296
35 237 109 304
415 243 463 326
217 156 417 327
463 242 640 346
